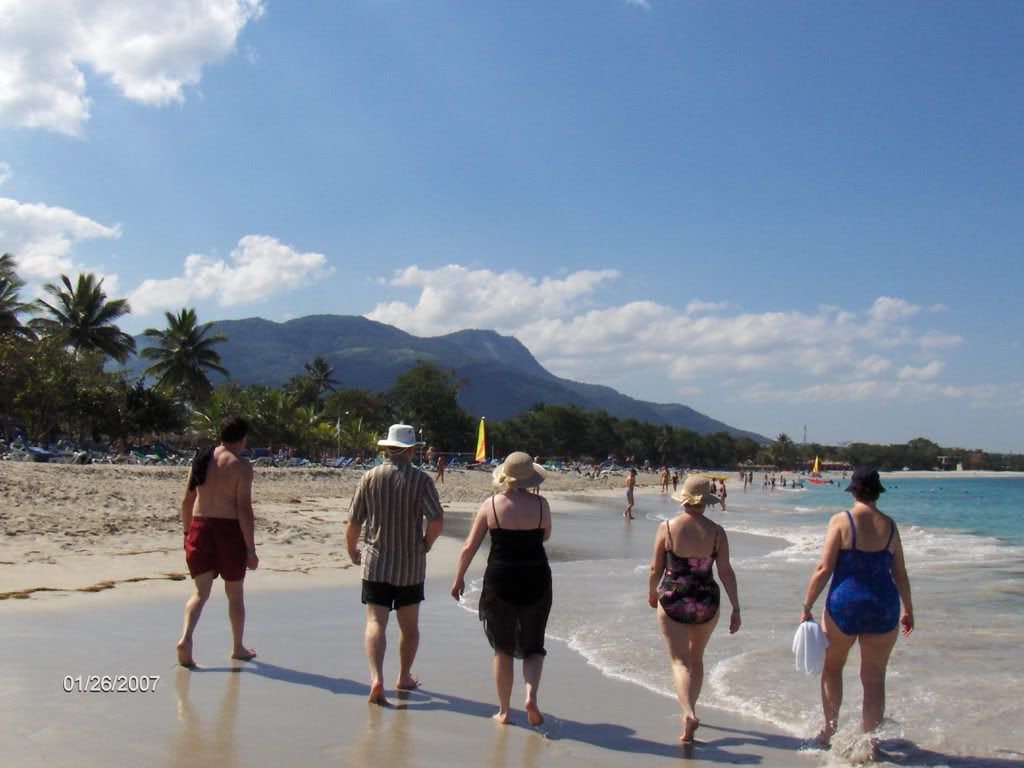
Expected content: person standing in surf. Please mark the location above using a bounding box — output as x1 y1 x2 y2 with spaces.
649 475 741 744
624 468 637 520
799 467 913 757
451 452 553 727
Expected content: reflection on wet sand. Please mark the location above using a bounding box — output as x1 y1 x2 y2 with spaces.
170 667 241 768
348 701 410 768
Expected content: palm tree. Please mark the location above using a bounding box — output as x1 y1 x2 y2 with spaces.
31 272 135 362
339 416 378 456
304 355 339 397
190 383 251 441
0 254 34 339
142 307 228 404
250 387 299 453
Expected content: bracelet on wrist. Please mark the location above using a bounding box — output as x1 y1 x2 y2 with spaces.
802 603 811 612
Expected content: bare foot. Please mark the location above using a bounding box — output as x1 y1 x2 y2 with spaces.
231 647 257 661
396 674 419 690
525 700 544 726
368 681 390 706
176 640 195 668
681 715 700 744
492 710 511 725
813 729 833 749
868 737 881 762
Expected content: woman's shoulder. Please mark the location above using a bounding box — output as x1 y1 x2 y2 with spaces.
828 510 850 525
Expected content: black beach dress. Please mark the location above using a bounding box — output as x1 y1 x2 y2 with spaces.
478 494 553 659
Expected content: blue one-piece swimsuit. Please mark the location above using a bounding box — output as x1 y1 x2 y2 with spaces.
826 510 900 635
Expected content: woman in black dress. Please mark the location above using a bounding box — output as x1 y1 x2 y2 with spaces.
451 452 552 725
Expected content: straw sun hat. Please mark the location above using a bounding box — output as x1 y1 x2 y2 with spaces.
493 452 546 489
671 475 721 506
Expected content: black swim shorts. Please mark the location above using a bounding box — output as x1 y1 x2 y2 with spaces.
361 580 425 610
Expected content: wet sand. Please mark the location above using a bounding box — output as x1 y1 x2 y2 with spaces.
0 461 820 766
0 579 814 768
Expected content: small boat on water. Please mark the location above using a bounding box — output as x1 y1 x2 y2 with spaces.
809 456 829 485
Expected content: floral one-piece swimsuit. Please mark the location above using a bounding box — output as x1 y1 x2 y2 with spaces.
657 521 720 625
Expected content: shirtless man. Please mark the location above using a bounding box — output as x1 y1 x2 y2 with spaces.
660 466 671 494
177 416 259 668
624 468 637 520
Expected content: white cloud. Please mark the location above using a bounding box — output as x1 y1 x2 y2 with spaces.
857 355 894 377
897 360 945 381
869 296 921 324
367 265 619 336
686 300 732 314
625 0 652 9
366 263 996 409
919 331 962 350
0 162 11 187
129 235 333 314
0 195 121 278
0 0 264 135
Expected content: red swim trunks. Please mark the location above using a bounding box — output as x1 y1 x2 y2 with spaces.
185 517 248 581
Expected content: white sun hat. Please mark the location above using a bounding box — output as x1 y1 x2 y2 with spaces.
377 424 422 448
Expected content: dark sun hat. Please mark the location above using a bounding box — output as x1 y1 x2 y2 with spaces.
845 467 885 494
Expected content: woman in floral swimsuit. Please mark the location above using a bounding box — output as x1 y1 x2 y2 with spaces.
649 475 741 744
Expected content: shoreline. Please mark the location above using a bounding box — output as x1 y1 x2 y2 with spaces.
0 577 814 768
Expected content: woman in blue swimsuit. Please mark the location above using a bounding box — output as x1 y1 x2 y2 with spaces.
800 467 914 754
649 475 741 744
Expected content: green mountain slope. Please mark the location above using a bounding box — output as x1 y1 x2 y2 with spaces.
129 314 765 441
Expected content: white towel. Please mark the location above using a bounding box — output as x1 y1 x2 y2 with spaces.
792 620 828 675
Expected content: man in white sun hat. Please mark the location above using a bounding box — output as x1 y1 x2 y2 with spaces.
346 423 445 705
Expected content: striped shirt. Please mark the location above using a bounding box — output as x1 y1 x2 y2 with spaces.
349 458 444 586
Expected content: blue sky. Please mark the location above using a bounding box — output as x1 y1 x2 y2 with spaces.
1 1 1022 451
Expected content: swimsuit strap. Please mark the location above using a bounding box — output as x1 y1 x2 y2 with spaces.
711 526 719 556
844 509 857 550
491 494 501 529
665 520 673 553
537 495 544 530
886 517 896 550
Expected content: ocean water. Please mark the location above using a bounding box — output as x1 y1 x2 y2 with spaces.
459 478 1024 766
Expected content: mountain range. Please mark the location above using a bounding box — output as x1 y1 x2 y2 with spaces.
130 314 766 441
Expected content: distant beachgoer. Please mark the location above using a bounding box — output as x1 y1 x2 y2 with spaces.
672 471 680 492
346 424 444 705
436 453 445 484
650 475 741 744
799 467 914 756
177 416 259 668
624 468 637 520
425 445 436 466
718 480 727 511
661 466 671 494
451 452 553 726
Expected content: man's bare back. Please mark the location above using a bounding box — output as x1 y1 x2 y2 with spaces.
177 418 258 668
193 446 251 520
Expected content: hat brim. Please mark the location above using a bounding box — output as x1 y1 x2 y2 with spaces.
671 490 721 506
377 439 422 448
844 482 885 493
492 463 546 487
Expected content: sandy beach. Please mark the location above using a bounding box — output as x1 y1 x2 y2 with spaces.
0 462 632 601
4 462 1023 767
0 462 818 768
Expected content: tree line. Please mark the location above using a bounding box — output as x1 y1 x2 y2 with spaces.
2 254 1020 470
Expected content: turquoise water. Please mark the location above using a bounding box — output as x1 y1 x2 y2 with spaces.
875 477 1022 543
748 476 1024 543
